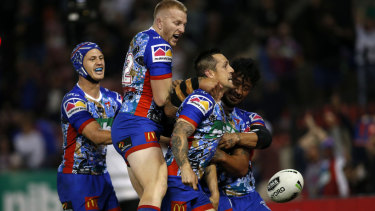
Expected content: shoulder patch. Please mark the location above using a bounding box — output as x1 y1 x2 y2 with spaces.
63 98 87 118
151 44 172 63
249 113 263 121
187 95 213 115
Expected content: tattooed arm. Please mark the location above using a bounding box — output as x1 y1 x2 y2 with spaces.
211 147 250 178
171 118 198 190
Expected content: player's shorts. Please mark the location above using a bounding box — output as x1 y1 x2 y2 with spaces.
201 186 233 211
57 172 120 211
111 112 162 165
161 176 214 211
228 191 270 211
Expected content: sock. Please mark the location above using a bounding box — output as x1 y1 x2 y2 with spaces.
137 204 160 211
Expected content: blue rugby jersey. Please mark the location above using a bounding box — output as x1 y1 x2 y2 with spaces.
58 84 122 174
218 107 266 196
120 27 173 124
165 89 228 179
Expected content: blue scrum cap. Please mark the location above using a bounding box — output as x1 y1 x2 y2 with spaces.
70 42 102 78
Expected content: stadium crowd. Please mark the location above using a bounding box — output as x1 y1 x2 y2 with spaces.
1 0 375 202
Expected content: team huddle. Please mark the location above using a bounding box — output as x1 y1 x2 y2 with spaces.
56 1 272 211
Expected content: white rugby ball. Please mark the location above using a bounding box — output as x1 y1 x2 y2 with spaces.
267 169 304 203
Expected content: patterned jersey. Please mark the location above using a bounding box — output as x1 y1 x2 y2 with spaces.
218 107 266 196
120 27 173 124
58 84 122 175
165 89 228 179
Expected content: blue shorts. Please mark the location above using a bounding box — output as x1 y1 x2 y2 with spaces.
57 172 120 211
161 176 214 211
111 112 162 165
228 191 270 211
201 186 233 211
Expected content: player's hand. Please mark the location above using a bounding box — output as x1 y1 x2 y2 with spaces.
209 192 220 211
172 79 182 89
219 133 240 149
180 164 198 190
199 77 220 93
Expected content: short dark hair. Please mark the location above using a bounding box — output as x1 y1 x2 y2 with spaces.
194 49 221 77
231 58 260 87
154 0 187 19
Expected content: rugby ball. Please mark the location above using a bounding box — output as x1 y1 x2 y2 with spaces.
267 169 304 203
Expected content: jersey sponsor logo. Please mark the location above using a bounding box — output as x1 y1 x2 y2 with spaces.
171 201 187 211
151 44 172 63
64 98 87 117
145 131 157 142
85 196 99 210
118 137 132 152
61 201 73 211
187 95 213 115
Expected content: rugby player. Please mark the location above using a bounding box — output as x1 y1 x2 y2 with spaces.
57 42 122 211
212 58 272 211
111 1 187 210
162 49 234 211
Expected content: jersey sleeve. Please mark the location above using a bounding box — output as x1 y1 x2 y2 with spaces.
246 112 265 127
61 95 95 133
144 38 173 80
178 91 215 128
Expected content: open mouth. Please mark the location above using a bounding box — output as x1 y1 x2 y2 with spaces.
94 67 103 73
173 34 181 40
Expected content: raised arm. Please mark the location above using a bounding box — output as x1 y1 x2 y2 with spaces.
171 118 198 189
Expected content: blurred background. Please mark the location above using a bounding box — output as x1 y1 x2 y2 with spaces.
1 0 375 210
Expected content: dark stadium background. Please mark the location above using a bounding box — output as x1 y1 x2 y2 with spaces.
1 0 375 210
